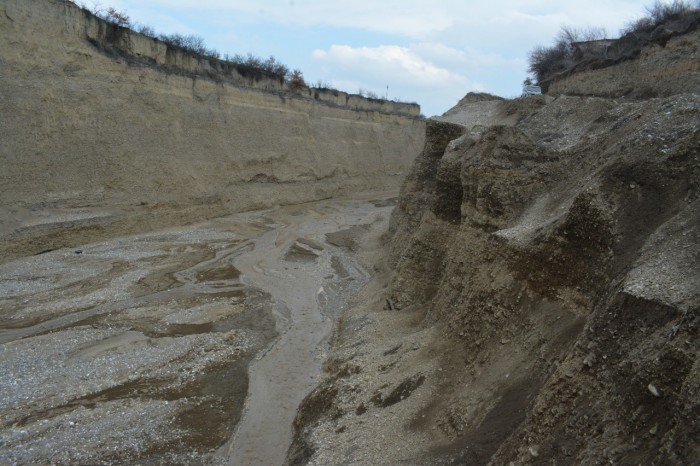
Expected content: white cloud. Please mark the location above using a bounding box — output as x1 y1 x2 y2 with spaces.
312 44 470 88
311 43 488 116
137 0 650 40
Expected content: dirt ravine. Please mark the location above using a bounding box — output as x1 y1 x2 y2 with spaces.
3 2 699 465
0 195 394 465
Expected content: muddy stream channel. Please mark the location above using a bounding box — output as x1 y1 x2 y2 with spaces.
0 197 394 465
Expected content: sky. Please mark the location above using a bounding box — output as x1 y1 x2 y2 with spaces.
85 0 659 116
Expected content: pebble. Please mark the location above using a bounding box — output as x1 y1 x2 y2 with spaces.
528 445 540 457
647 383 661 397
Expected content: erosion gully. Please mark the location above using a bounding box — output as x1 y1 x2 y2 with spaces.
0 197 393 465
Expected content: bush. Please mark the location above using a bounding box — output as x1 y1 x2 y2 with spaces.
358 88 381 99
527 1 699 85
527 26 606 84
621 0 699 35
527 42 569 84
135 24 156 38
314 80 333 89
263 56 290 78
223 54 290 79
288 69 307 91
159 33 203 53
72 2 131 27
103 7 130 27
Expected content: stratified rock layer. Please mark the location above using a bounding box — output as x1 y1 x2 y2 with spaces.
388 94 699 463
0 0 424 261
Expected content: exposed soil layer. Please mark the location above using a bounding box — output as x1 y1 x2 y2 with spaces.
288 90 699 465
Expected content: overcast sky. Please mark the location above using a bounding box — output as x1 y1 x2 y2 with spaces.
93 0 658 116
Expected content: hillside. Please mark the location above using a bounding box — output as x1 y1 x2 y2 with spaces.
0 0 424 262
288 33 699 466
543 12 700 97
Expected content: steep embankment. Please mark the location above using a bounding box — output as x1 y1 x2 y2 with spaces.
289 50 698 466
545 18 700 98
0 0 425 261
388 95 699 464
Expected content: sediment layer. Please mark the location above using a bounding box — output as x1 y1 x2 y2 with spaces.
0 0 425 261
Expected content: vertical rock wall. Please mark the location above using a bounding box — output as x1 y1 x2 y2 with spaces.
0 0 425 260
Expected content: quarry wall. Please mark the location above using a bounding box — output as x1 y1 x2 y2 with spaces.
0 0 425 260
380 79 699 466
288 23 699 461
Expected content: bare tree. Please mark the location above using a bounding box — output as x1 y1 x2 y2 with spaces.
104 7 130 27
288 69 307 91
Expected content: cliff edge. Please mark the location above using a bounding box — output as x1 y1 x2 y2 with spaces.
0 0 425 262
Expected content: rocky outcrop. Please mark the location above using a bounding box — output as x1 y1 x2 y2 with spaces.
384 90 699 463
0 0 425 261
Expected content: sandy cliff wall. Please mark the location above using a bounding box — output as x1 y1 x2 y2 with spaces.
0 0 425 260
3 0 422 116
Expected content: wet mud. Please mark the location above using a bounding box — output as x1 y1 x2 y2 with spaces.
0 197 394 465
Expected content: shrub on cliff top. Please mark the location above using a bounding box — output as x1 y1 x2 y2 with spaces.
527 0 700 86
223 54 291 80
621 0 699 35
527 26 606 84
70 1 405 105
288 69 308 91
72 2 131 27
104 7 130 27
158 33 220 58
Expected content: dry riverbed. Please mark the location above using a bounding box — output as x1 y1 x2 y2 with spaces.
0 196 395 465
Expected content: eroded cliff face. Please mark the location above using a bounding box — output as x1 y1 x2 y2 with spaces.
387 94 698 463
289 93 698 465
0 0 424 261
546 23 700 98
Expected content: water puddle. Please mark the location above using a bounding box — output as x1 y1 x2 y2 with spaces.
214 201 382 465
197 263 242 282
